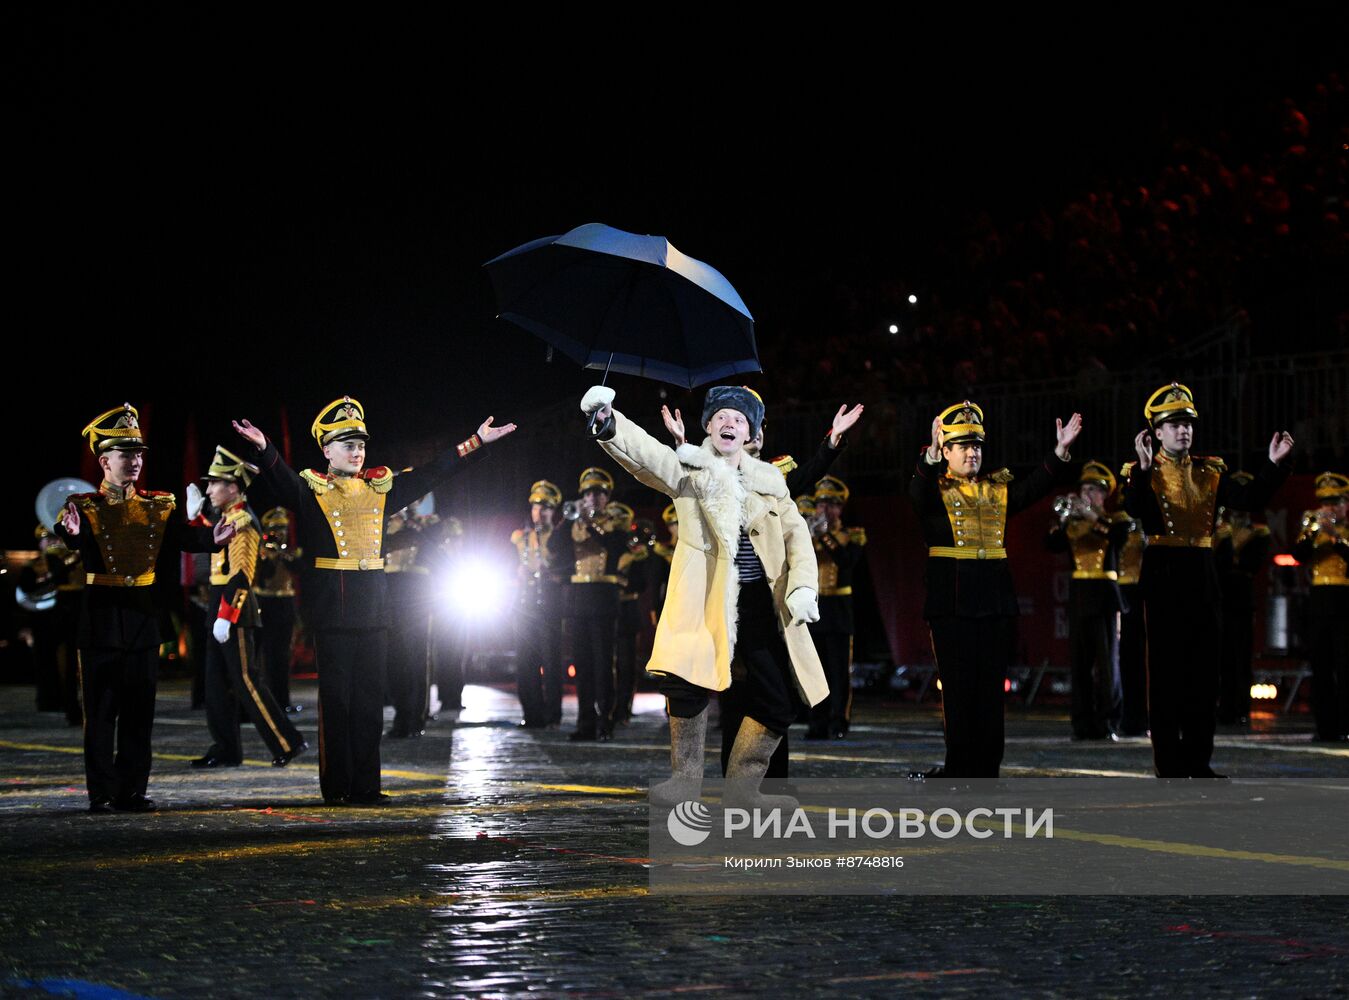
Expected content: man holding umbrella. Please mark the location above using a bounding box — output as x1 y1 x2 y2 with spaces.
581 384 827 810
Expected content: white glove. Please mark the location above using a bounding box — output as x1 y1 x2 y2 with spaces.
212 618 232 644
786 587 820 626
580 385 616 415
186 483 205 520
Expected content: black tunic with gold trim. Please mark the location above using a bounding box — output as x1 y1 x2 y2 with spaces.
57 483 218 650
909 451 1066 620
200 499 302 763
1293 509 1349 740
245 433 487 802
248 437 485 630
1123 452 1288 776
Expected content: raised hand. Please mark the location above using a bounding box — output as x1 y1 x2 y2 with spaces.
232 419 266 450
1268 431 1294 465
829 403 864 447
1055 412 1084 460
478 416 518 444
185 483 205 520
661 405 686 447
927 416 944 463
61 501 81 536
1134 429 1154 471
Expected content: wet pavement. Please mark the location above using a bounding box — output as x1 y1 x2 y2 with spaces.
3 680 1349 998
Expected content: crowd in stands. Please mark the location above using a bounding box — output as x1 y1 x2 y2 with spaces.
759 74 1347 406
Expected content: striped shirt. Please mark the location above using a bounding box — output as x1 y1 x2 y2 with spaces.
735 532 764 582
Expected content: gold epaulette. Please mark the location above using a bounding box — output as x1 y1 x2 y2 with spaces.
847 527 867 546
1215 524 1233 540
362 466 393 493
1109 510 1132 524
301 470 330 494
1253 525 1271 537
771 454 797 477
1201 456 1228 473
222 507 253 530
139 490 177 504
989 468 1014 484
1120 462 1136 479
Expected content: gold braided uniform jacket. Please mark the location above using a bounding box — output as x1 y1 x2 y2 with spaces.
55 482 218 650
909 451 1068 619
208 500 262 628
1123 454 1289 604
545 513 630 617
511 524 563 612
254 541 300 598
1294 511 1349 615
1046 512 1128 615
245 436 487 630
813 525 866 634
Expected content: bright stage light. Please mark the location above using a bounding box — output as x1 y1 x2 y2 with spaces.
1273 554 1300 567
908 294 918 305
440 555 513 622
1250 683 1279 700
888 324 899 334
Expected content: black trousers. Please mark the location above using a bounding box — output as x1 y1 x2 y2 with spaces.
664 581 797 737
929 616 1015 778
387 606 432 730
1117 585 1148 736
1218 600 1255 724
433 617 467 710
1069 608 1122 738
314 628 387 802
567 614 617 734
31 617 62 711
257 596 295 707
1309 591 1349 739
78 646 158 803
514 602 563 725
1143 598 1222 777
614 600 642 723
204 627 302 762
807 630 853 737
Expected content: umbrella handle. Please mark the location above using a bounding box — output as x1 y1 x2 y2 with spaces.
586 353 615 434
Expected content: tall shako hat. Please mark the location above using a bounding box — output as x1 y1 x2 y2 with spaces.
937 400 985 445
82 403 147 454
1144 382 1198 427
701 385 765 439
201 445 259 487
312 396 369 447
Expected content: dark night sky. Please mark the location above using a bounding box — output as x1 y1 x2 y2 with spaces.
9 6 1347 544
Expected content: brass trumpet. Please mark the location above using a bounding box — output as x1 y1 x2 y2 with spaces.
1053 495 1091 520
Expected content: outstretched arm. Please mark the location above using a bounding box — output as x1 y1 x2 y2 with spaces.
388 415 517 512
234 420 307 512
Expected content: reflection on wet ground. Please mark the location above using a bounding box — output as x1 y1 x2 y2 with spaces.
3 681 1349 997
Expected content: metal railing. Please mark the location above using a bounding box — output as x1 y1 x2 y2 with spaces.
447 346 1348 518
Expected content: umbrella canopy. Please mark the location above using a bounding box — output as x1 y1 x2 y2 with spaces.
484 222 759 389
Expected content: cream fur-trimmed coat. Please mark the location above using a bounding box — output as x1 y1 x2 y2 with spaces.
599 409 828 707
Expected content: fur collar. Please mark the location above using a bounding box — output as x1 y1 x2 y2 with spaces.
675 439 788 499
